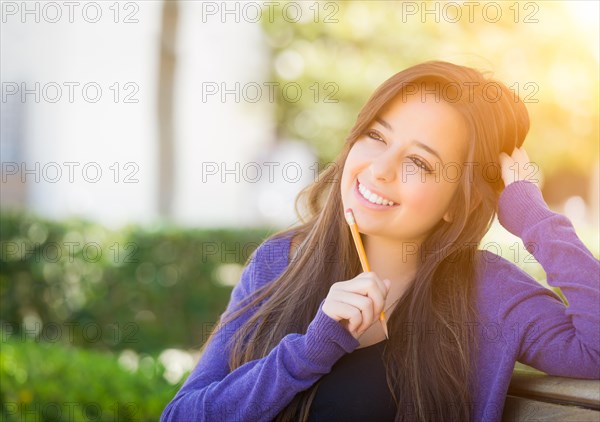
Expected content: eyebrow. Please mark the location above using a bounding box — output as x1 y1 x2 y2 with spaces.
374 117 445 165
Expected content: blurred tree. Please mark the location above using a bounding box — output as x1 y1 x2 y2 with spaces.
157 0 179 217
259 1 599 200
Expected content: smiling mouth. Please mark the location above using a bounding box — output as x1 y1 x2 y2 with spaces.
356 180 397 206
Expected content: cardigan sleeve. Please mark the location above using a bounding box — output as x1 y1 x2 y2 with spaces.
495 180 600 378
160 238 360 422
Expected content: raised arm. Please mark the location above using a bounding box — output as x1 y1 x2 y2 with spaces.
495 179 600 378
160 238 360 421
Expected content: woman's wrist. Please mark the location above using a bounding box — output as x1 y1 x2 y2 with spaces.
497 179 553 237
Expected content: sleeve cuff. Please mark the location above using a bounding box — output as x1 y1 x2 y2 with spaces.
497 180 556 237
303 299 359 362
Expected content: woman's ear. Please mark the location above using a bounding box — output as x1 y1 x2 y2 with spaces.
443 194 459 223
443 210 453 223
443 191 459 223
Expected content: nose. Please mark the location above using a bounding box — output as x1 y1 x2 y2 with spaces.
369 150 398 182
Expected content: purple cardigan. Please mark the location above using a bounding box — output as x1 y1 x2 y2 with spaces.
161 180 600 421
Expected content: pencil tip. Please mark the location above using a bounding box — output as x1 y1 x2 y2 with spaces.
381 320 389 339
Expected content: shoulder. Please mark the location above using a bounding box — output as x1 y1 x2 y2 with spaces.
247 231 295 290
222 232 296 319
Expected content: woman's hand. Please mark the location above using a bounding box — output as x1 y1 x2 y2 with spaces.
322 272 391 339
498 146 539 188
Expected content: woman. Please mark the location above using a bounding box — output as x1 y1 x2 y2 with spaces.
161 61 600 421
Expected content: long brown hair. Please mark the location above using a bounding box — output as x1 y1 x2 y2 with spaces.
211 61 529 421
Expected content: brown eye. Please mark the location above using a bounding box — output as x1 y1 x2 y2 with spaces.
410 156 433 173
367 130 385 143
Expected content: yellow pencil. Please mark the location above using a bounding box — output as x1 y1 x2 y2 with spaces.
344 208 389 339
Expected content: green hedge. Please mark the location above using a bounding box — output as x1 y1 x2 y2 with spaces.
0 334 177 421
1 210 273 353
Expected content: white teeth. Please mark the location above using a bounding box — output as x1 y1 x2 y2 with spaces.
358 182 395 206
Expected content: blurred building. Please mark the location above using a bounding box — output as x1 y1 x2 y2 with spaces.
0 1 315 229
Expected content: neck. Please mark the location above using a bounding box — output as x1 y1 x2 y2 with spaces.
363 234 420 292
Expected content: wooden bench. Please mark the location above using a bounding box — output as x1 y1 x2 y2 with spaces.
503 364 600 421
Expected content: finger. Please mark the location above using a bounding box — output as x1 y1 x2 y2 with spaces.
334 302 364 334
340 275 386 317
513 147 524 162
371 272 390 295
335 291 376 333
499 151 516 185
517 146 531 163
352 272 389 299
365 273 389 311
498 151 512 169
362 273 388 316
518 147 531 163
511 147 533 181
364 287 386 324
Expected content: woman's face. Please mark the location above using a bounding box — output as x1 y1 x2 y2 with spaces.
340 94 468 245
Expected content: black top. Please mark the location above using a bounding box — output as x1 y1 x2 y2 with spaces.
305 340 397 422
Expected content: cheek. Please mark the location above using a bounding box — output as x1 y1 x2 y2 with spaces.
402 183 433 207
402 180 452 213
342 146 367 181
340 160 354 188
349 141 378 163
340 160 357 196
